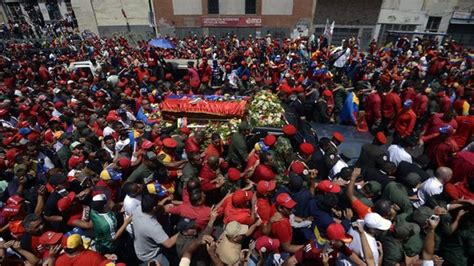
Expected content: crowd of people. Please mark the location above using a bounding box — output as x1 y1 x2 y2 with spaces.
0 30 473 266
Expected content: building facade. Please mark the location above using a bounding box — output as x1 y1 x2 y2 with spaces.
154 0 316 39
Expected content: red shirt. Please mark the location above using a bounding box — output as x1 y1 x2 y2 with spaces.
445 181 474 200
413 93 428 117
185 137 200 154
453 116 474 148
422 113 458 143
55 250 111 266
395 109 416 137
365 92 382 124
271 216 292 243
256 198 276 223
382 92 401 119
168 203 211 229
199 164 217 191
220 197 253 225
426 136 459 168
439 95 451 113
450 151 474 183
402 87 416 102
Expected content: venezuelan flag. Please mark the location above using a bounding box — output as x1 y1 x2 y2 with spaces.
340 91 359 125
313 225 328 249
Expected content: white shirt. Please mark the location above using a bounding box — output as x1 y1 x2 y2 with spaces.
329 159 348 180
388 145 412 166
332 47 351 68
124 194 141 235
413 177 443 208
348 221 380 266
103 126 115 137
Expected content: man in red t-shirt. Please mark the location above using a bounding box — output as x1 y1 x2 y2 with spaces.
256 180 277 223
265 193 304 254
219 189 255 225
394 99 416 138
52 234 114 266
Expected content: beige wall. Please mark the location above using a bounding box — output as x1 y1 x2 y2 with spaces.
172 0 202 15
262 0 293 15
71 0 99 34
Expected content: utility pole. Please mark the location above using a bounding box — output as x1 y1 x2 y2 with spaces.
148 0 158 37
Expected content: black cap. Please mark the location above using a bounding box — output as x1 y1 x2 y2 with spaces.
176 218 196 232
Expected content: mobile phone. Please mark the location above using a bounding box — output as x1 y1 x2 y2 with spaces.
429 215 439 222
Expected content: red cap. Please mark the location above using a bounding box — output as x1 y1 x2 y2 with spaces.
1 204 21 218
232 189 253 206
0 109 8 116
162 138 177 149
294 85 304 93
19 104 30 111
241 60 247 66
39 231 63 245
6 148 20 162
165 73 173 80
118 78 128 88
279 84 293 96
327 223 353 243
255 236 280 253
299 143 314 155
255 165 276 180
256 180 276 195
323 89 332 97
95 91 105 97
317 180 341 193
282 124 297 136
141 140 154 150
54 102 65 109
106 113 120 123
149 76 157 82
202 76 209 83
227 168 241 181
241 75 248 81
7 195 24 206
290 161 307 175
276 193 297 209
117 157 131 169
332 132 344 143
263 134 276 147
225 64 231 70
375 132 387 144
68 156 84 169
57 192 75 212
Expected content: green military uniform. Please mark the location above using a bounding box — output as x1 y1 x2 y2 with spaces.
332 86 348 124
126 163 153 183
382 181 413 214
272 137 295 185
57 145 71 170
438 214 474 266
227 132 248 167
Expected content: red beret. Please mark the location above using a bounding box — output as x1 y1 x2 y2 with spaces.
95 91 105 97
241 60 247 66
162 138 177 149
279 84 293 96
299 143 314 155
118 78 128 88
263 134 276 147
323 89 332 97
294 85 304 93
149 76 157 82
225 64 231 70
227 168 241 181
255 76 263 82
165 73 173 80
117 157 131 169
290 161 307 175
241 75 248 81
332 132 344 143
19 104 30 111
317 180 341 193
283 124 297 136
375 132 387 144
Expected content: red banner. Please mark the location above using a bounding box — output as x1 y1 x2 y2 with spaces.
202 17 262 27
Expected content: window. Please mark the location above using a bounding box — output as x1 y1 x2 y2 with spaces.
245 0 256 14
378 24 416 44
208 0 219 14
426 16 441 32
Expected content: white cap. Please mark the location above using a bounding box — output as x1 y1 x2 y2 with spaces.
364 212 392 230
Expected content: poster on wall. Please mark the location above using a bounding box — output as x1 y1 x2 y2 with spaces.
202 17 262 27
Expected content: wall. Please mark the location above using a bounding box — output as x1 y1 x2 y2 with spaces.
71 0 99 34
314 0 382 25
423 0 460 33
